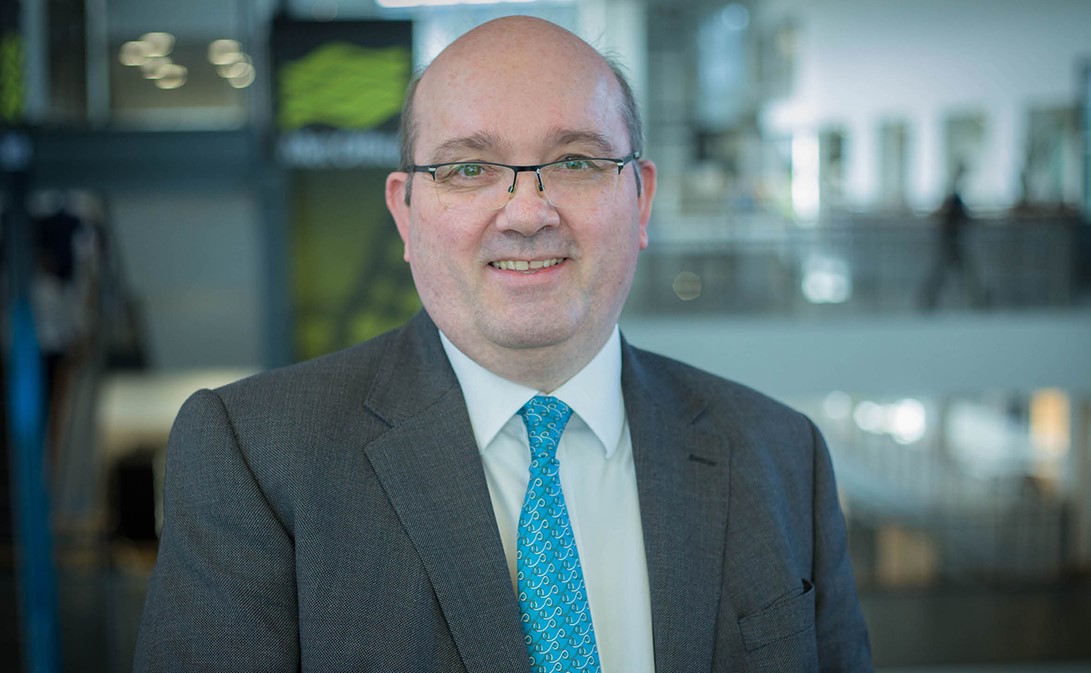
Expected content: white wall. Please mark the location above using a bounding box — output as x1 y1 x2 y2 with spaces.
757 0 1091 210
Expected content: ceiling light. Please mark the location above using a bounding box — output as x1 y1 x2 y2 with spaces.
154 64 188 89
140 32 175 58
218 55 252 79
140 57 172 78
208 39 242 65
222 61 254 82
227 66 256 89
823 391 853 420
889 399 927 445
119 40 150 66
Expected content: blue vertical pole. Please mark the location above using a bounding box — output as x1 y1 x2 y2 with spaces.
4 0 62 666
2 130 61 673
7 294 60 673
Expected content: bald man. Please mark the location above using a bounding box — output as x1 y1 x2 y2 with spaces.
135 16 872 673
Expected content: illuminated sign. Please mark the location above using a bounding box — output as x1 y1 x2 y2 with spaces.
272 19 412 169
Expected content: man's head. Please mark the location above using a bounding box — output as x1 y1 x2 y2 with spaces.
397 51 646 204
385 16 656 391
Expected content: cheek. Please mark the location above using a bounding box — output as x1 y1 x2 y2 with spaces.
597 208 646 257
408 218 474 285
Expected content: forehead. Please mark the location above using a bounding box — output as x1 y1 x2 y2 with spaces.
412 45 628 161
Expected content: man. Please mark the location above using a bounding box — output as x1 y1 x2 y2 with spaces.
135 15 872 673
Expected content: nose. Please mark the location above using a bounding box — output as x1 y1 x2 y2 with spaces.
495 169 560 235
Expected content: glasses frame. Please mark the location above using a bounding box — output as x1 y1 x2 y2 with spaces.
408 151 641 209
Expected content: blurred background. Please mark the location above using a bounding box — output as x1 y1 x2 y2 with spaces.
1 0 1089 671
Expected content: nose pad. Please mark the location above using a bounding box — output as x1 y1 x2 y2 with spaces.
503 169 552 210
507 169 545 200
497 169 559 233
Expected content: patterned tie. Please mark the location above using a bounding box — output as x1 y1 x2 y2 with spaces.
516 396 601 673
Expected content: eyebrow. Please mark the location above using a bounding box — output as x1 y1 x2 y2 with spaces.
424 128 620 165
426 131 508 164
544 129 618 156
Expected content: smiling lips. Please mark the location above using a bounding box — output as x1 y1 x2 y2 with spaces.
489 258 566 272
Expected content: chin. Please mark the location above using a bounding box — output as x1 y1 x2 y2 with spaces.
492 328 574 351
482 316 580 351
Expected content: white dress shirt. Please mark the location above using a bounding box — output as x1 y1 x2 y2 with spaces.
439 328 655 673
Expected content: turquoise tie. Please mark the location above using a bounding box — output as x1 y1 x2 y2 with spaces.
516 396 601 673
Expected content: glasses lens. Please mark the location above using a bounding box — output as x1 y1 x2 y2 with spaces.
540 159 622 210
426 158 626 211
430 163 514 210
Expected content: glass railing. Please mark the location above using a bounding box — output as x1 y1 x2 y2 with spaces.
627 214 1085 317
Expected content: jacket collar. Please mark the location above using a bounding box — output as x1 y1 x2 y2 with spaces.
622 338 731 673
362 312 530 672
361 313 730 673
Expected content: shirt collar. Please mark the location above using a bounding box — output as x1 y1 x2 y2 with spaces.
439 328 625 458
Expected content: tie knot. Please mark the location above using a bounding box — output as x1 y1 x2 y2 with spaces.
518 395 572 460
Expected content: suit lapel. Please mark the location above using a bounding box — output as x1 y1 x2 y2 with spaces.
623 342 731 673
362 313 528 673
358 317 730 672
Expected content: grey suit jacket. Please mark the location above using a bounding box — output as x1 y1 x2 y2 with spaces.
134 311 872 672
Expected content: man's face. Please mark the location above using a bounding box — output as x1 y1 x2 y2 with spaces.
386 22 655 378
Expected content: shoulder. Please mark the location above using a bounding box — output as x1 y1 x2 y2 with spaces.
216 327 399 406
213 311 437 413
173 314 441 458
623 342 819 471
624 342 806 427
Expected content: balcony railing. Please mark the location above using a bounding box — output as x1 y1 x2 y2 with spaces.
627 215 1083 317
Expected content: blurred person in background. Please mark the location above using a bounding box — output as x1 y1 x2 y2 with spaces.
920 162 990 310
31 198 99 465
134 16 871 673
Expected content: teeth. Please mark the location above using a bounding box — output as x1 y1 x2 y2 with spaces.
491 258 563 271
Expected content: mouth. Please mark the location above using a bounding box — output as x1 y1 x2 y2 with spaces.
489 258 566 272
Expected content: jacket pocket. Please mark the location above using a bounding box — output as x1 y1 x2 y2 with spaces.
738 579 816 652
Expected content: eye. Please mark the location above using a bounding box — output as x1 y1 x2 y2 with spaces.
453 163 485 178
551 157 613 175
435 163 493 183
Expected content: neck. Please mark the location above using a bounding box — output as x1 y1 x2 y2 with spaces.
446 329 613 394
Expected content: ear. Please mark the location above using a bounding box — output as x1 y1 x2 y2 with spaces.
636 159 657 250
385 171 412 262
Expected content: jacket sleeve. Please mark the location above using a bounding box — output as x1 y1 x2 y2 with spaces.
133 388 299 672
810 419 874 672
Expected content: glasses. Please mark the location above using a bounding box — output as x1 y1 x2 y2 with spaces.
410 152 640 211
